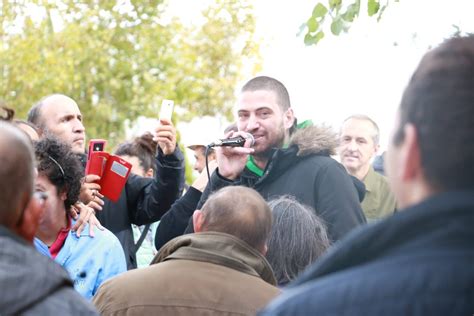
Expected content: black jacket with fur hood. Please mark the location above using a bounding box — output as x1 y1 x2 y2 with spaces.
195 125 366 242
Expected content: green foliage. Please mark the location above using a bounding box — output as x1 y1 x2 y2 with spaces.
367 0 380 16
0 0 260 150
302 0 397 45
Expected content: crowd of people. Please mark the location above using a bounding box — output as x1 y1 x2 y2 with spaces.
0 35 473 315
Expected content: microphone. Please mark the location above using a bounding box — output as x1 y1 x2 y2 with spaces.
208 133 255 147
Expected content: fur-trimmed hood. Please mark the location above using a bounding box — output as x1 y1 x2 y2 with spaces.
288 124 338 157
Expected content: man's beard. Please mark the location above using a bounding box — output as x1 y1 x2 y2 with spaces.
252 126 286 162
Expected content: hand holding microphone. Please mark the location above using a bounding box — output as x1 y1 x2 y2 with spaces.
211 131 255 180
208 132 255 148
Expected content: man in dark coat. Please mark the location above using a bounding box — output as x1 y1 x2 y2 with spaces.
260 35 474 315
27 94 184 269
0 122 97 315
188 76 365 242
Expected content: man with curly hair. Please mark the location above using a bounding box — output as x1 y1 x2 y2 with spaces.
34 137 126 300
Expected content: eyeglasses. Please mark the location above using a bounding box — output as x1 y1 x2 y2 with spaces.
48 155 65 179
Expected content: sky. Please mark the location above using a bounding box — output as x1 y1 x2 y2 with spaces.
132 0 474 155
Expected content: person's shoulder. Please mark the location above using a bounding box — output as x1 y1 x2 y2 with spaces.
371 170 392 192
26 286 98 315
261 259 400 315
73 225 121 248
92 226 123 249
294 152 341 170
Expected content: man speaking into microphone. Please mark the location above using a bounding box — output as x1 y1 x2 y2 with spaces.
188 76 365 242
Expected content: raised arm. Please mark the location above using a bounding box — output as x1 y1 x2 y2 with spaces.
128 119 185 226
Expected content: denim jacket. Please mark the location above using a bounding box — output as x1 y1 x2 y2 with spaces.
35 222 126 300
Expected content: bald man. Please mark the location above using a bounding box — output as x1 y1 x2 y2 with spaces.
0 122 96 314
93 186 280 315
28 94 185 269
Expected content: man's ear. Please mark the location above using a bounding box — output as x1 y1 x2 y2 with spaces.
261 243 268 256
283 108 295 130
399 123 422 182
14 194 46 243
374 143 381 156
193 210 204 233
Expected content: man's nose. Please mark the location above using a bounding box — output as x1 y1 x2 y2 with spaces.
246 114 260 131
348 140 358 151
74 120 85 133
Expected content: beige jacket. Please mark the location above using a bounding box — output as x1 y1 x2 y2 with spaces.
93 232 280 315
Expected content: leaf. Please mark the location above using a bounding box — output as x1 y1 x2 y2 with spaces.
330 17 344 35
307 17 319 33
342 2 360 22
312 3 328 18
368 0 380 16
329 0 342 10
315 30 325 42
304 31 325 46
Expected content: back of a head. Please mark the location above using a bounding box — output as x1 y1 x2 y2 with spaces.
266 196 330 285
0 122 35 227
200 186 272 251
35 137 84 210
242 76 291 111
395 35 474 191
115 132 157 173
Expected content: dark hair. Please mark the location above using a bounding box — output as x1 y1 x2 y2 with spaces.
242 76 291 111
266 196 330 286
394 35 474 190
115 132 157 173
0 122 35 226
0 106 15 121
200 186 272 251
35 137 84 210
27 99 45 130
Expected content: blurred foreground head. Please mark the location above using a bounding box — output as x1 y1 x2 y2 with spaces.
0 122 40 241
386 35 474 208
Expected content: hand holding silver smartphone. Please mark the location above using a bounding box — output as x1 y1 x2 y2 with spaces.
159 99 174 121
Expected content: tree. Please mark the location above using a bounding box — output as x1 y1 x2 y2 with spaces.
0 0 260 147
301 0 399 45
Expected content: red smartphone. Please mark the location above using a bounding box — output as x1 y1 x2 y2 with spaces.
99 156 132 202
86 151 109 176
85 139 107 175
87 139 107 161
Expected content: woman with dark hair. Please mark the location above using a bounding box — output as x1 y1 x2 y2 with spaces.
266 196 331 286
115 133 160 267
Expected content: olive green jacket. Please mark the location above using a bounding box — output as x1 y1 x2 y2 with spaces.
361 167 397 221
